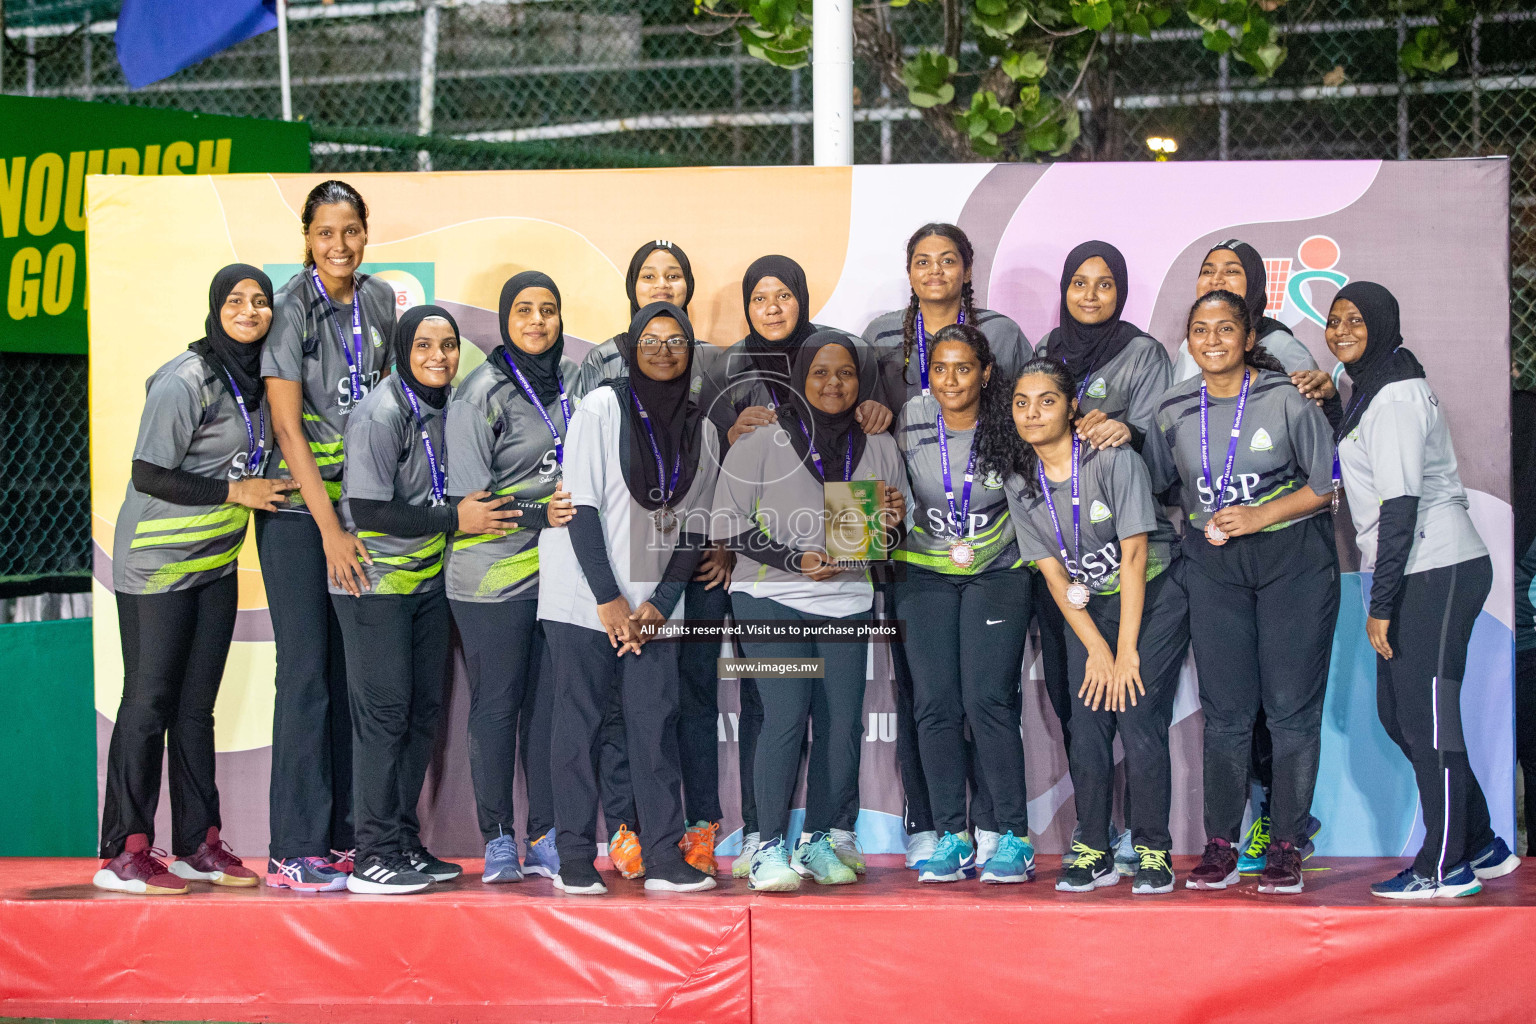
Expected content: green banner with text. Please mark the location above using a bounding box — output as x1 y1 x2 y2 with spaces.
1 95 310 355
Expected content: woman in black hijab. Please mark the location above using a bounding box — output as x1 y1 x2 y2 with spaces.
98 264 293 894
1326 282 1514 899
574 240 696 393
538 301 722 896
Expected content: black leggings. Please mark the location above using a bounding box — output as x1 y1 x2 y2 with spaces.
1063 568 1189 851
1032 568 1074 748
449 598 551 844
256 510 354 860
734 593 868 844
1517 646 1536 856
893 568 1032 836
332 588 450 860
100 573 238 858
1378 555 1495 878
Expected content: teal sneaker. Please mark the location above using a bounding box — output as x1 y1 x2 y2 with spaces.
980 831 1034 884
748 838 802 892
920 831 976 882
793 832 857 885
1238 810 1272 873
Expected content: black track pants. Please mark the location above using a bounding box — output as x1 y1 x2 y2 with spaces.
1377 555 1496 878
893 568 1033 836
1517 646 1536 856
449 598 548 844
884 582 935 834
332 588 449 860
1063 568 1189 851
1032 568 1074 749
1184 515 1339 846
100 573 237 858
677 579 727 824
256 510 354 859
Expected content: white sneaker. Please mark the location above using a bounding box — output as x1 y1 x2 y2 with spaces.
905 830 939 869
829 828 866 874
975 829 1001 867
732 831 760 879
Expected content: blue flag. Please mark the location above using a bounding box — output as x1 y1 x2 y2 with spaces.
115 0 278 90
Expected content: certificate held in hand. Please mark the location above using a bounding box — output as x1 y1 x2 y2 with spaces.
824 479 888 566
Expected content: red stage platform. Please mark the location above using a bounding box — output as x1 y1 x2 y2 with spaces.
4 855 1535 1024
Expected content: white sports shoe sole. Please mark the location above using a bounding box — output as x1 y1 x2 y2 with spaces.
92 869 187 895
644 876 718 892
345 874 430 895
553 874 608 895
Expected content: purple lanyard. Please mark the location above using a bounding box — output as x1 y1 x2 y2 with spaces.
1199 369 1253 512
630 389 682 504
222 371 266 477
309 268 365 401
1333 386 1369 492
913 306 964 397
1036 437 1082 579
935 410 976 537
398 379 446 506
501 349 572 465
794 416 854 483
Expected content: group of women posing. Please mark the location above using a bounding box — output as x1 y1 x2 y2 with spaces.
96 178 1518 902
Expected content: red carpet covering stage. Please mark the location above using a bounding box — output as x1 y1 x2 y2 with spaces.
3 855 1535 1024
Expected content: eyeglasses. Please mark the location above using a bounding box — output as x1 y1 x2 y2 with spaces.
638 336 690 352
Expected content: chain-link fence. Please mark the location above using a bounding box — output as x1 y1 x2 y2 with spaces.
0 353 90 594
4 0 1535 590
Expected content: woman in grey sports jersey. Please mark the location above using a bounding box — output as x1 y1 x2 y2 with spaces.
1325 282 1518 899
330 305 514 894
1145 290 1338 896
445 271 578 884
97 265 293 895
258 180 398 890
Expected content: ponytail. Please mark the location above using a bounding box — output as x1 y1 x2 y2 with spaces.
1008 357 1081 497
902 222 977 387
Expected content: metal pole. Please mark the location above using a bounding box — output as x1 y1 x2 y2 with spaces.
731 34 743 164
812 0 853 166
277 0 293 120
26 33 35 97
81 6 92 102
791 68 802 164
1470 14 1483 154
417 0 439 172
1396 12 1409 159
880 80 892 164
1217 52 1229 160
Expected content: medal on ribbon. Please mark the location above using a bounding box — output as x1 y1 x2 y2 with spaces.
1199 369 1253 547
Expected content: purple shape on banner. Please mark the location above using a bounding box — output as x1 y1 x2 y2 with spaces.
115 0 277 90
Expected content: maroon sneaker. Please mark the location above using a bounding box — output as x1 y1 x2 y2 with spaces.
329 848 356 874
170 827 260 887
1185 837 1240 890
94 833 189 895
1257 841 1304 895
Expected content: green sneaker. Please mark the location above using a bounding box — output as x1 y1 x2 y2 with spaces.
793 832 857 885
748 837 801 892
732 831 760 879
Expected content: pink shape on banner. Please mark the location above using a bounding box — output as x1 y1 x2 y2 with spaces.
986 161 1381 344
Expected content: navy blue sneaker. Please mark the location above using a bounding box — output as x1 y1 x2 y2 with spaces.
523 830 559 879
1371 861 1482 900
483 832 522 883
1470 837 1521 880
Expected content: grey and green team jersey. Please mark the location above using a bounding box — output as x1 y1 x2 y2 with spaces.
710 424 909 618
113 351 263 596
1005 444 1175 596
894 395 1018 575
861 307 1033 412
444 352 585 603
261 271 397 507
695 330 881 446
571 334 627 396
1145 369 1335 536
1171 324 1316 384
1037 330 1171 439
1336 377 1487 576
332 379 450 597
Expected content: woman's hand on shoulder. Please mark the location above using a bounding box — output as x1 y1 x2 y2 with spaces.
1291 369 1336 404
728 405 778 446
1075 409 1132 450
855 400 893 435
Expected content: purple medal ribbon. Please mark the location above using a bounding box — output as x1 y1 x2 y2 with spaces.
398 378 447 506
935 410 976 538
913 306 964 397
630 389 682 504
1036 437 1083 581
794 416 855 483
1199 368 1253 515
222 371 266 477
500 349 572 466
309 268 366 401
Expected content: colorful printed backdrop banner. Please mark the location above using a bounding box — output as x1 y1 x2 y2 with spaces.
87 162 1513 859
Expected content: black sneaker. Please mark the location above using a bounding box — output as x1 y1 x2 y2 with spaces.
1131 847 1175 894
346 853 433 895
644 856 718 893
403 846 462 882
554 859 608 896
1055 843 1119 892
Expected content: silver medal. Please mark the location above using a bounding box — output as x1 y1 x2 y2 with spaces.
652 505 679 535
1065 580 1090 610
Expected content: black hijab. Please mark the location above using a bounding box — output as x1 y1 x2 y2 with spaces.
1049 240 1143 383
1332 281 1426 443
626 240 695 316
741 254 815 376
616 301 703 510
393 304 459 411
496 271 565 405
778 329 868 483
190 263 274 403
1205 239 1286 341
